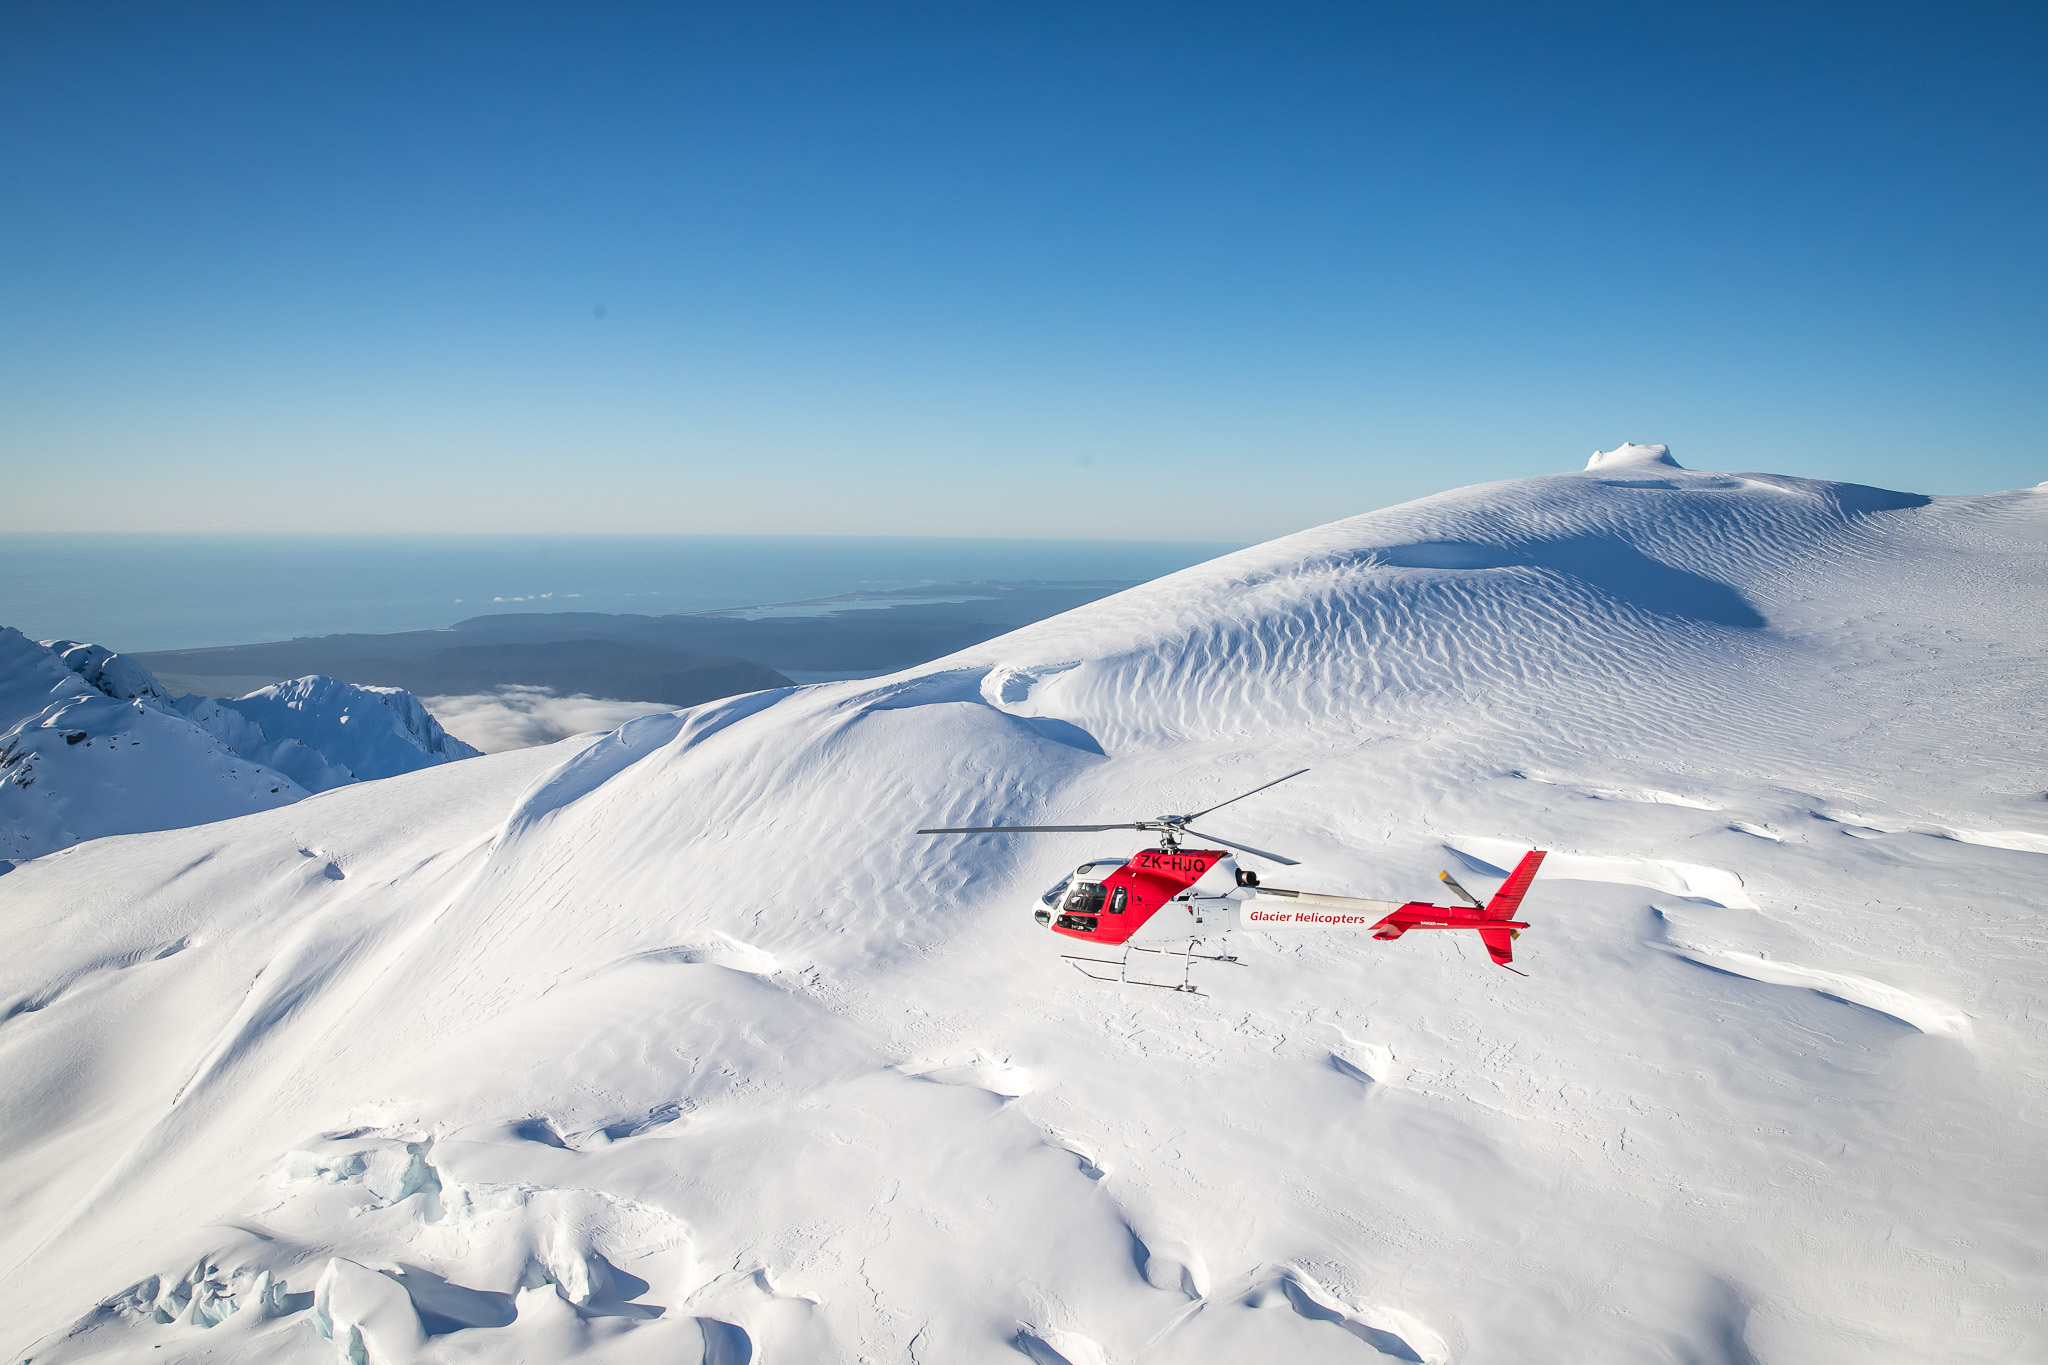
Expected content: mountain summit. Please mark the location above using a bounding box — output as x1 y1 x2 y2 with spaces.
1584 440 1684 470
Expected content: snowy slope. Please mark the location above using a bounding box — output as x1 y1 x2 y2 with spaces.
0 633 479 861
2 446 2044 1364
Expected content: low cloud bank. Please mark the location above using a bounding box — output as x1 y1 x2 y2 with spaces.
424 686 674 754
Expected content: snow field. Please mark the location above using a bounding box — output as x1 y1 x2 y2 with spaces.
2 447 2044 1363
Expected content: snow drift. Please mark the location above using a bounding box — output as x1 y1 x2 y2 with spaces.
0 633 477 861
1 448 2044 1363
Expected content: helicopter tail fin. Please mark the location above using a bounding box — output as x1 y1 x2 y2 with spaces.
1484 850 1546 920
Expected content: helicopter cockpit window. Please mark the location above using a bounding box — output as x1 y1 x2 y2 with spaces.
1040 875 1074 909
1109 886 1128 913
1061 882 1107 916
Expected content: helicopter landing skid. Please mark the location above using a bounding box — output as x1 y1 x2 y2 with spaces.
1061 939 1241 994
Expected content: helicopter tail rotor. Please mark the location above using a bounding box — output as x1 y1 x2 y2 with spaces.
1438 870 1485 909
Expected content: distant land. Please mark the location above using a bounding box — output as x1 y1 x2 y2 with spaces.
0 534 1239 652
136 582 1144 707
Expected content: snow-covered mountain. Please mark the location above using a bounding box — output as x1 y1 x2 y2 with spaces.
0 633 479 862
177 676 482 794
2 446 2043 1364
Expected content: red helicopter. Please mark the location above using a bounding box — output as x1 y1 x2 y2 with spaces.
920 769 1547 992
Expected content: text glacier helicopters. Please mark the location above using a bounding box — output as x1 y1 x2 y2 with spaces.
920 769 1546 992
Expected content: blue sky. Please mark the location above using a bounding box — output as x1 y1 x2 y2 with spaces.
3 2 2042 538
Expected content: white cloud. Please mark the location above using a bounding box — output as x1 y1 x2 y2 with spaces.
423 686 675 754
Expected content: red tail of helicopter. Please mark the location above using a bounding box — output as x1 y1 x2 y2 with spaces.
1357 851 1546 974
919 769 1550 991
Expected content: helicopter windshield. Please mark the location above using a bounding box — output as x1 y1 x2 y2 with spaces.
1040 875 1073 908
1061 882 1108 916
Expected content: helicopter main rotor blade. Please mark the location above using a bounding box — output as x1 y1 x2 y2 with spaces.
918 823 1145 835
1180 826 1301 866
1183 767 1310 821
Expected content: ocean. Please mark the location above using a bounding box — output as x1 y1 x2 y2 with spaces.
0 534 1243 653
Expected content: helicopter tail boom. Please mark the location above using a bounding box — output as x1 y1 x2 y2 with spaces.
1246 887 1402 927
